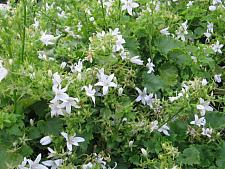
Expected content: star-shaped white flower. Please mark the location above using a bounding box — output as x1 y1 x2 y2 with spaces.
113 35 126 52
214 74 222 83
121 0 139 16
211 40 223 54
196 98 213 116
95 70 117 95
49 100 65 117
60 97 80 114
27 154 48 169
190 114 206 127
82 84 96 104
130 56 144 65
135 87 147 105
158 123 170 136
61 132 85 151
70 59 83 73
42 159 63 169
52 86 69 102
146 58 155 74
40 32 60 46
201 128 213 138
160 27 170 36
150 120 159 132
0 60 8 81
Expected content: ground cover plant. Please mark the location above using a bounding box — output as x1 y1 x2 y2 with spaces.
0 0 225 168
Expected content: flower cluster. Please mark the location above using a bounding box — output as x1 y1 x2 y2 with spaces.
49 73 80 117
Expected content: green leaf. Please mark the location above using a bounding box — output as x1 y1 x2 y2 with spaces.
178 146 200 165
216 142 225 168
142 72 165 92
154 36 184 55
0 147 23 168
159 64 178 87
37 118 64 135
168 50 192 66
205 112 225 129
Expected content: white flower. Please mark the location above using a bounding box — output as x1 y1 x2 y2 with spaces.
70 59 83 73
201 79 208 86
49 100 65 117
40 136 52 145
82 85 96 104
214 74 222 83
191 56 197 63
82 162 95 169
145 94 154 107
42 159 63 169
52 86 69 102
130 56 144 65
150 120 159 132
121 0 139 16
158 123 170 136
209 5 217 11
60 62 67 69
0 3 9 13
58 11 67 19
95 70 117 95
118 87 124 96
187 1 193 8
33 18 39 29
0 61 8 81
89 17 95 22
128 140 134 147
60 97 80 114
207 22 214 33
40 32 60 46
113 35 126 52
204 31 211 39
196 98 213 116
140 148 148 157
77 21 82 32
201 128 213 138
213 0 222 5
61 132 85 151
190 114 206 127
176 20 188 41
160 27 170 36
146 58 155 74
18 157 28 169
47 147 57 158
168 96 179 102
27 154 48 169
120 50 128 60
135 87 147 105
38 51 48 60
52 72 62 87
211 40 223 54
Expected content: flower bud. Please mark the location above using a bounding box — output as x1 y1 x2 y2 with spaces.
40 136 52 145
141 148 148 157
128 141 134 147
118 87 123 96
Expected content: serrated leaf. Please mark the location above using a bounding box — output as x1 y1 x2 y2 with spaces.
142 72 165 92
154 36 184 55
168 50 192 66
178 146 200 165
205 112 225 129
159 64 178 87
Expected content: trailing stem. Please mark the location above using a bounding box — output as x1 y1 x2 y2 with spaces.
21 0 27 62
100 0 107 30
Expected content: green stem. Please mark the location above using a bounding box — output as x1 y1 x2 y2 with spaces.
100 0 106 30
21 0 27 62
